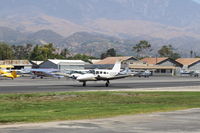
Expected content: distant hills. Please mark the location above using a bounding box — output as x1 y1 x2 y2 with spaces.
1 0 200 57
0 27 135 56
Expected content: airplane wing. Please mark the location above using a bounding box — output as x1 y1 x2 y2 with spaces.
96 74 131 80
29 69 66 78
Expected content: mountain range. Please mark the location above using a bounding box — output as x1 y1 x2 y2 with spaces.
0 0 200 57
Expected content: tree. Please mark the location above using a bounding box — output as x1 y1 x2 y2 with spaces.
190 50 193 58
12 44 33 59
30 43 72 61
60 48 70 58
100 48 116 59
29 44 55 61
158 45 181 60
132 40 152 58
0 42 13 60
67 54 96 62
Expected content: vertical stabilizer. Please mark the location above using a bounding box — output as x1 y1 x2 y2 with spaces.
112 61 121 73
11 71 17 78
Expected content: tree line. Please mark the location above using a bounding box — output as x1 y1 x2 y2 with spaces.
0 41 197 61
132 40 181 60
100 40 182 60
0 42 96 62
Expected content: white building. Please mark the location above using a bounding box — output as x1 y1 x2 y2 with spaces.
39 59 88 70
30 61 44 68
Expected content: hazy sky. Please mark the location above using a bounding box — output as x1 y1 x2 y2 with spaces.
193 0 200 3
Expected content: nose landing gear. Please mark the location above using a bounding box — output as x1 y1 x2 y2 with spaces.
105 80 110 87
83 81 86 87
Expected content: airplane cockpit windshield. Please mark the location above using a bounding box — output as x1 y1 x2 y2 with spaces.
70 71 86 74
89 70 95 74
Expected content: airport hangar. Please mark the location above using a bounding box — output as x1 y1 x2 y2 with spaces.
39 59 89 70
0 60 32 69
30 61 44 68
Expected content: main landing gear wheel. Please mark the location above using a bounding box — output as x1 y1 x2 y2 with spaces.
105 80 110 87
83 82 86 87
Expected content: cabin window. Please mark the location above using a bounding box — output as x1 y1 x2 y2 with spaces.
104 72 106 74
100 71 102 74
96 71 99 74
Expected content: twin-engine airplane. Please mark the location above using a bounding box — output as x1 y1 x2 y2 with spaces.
75 61 130 87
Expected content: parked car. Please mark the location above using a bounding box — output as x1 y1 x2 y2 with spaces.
134 70 152 78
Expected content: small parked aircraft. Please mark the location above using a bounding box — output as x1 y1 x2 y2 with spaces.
0 71 20 79
134 70 152 78
75 61 131 87
0 65 20 79
28 69 68 79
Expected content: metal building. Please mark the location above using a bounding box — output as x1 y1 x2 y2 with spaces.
0 60 32 69
39 59 88 70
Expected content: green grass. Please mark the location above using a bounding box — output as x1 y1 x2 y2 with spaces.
1 91 200 123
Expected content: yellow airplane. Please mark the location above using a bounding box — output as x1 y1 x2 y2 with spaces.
0 65 20 79
0 70 20 79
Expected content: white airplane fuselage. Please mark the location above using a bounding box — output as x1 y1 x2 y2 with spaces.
73 61 129 87
76 69 118 81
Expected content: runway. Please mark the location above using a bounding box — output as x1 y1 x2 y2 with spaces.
1 76 200 93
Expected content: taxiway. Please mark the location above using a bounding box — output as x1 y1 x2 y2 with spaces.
0 76 200 93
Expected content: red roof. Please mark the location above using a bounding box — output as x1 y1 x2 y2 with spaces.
176 58 200 66
95 56 135 64
141 57 168 65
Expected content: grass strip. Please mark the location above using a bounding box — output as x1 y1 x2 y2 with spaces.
0 91 200 123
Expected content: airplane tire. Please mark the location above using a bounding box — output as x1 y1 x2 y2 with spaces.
106 83 108 87
83 82 86 87
105 80 110 87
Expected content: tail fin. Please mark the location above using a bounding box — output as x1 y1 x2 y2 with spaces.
11 71 17 78
112 61 121 73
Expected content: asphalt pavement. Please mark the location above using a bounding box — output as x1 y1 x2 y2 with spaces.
0 76 200 93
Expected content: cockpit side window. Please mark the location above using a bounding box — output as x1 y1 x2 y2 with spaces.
89 70 95 74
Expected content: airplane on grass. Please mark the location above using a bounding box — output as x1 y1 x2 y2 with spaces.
74 61 131 87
